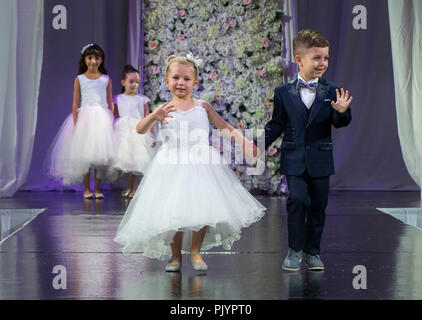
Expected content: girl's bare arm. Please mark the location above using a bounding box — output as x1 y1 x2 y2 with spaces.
202 101 258 157
144 102 155 136
72 77 80 125
106 78 114 114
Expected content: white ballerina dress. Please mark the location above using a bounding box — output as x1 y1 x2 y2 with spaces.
113 94 156 175
114 99 266 260
46 74 115 185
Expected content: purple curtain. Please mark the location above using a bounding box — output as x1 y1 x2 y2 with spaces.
127 0 145 93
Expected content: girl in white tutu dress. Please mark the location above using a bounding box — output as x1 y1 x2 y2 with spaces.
114 54 266 272
113 64 156 198
46 43 115 199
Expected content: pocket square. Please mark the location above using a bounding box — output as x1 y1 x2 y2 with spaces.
324 99 331 102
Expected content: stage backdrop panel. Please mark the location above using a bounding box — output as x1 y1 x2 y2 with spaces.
297 0 417 191
23 0 129 191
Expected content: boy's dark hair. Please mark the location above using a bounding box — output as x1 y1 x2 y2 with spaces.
78 43 108 75
293 30 329 56
120 64 140 93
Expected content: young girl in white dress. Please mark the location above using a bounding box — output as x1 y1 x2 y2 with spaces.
113 65 156 198
46 43 115 199
114 54 266 272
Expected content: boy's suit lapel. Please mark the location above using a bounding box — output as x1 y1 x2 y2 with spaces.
306 78 329 128
287 76 307 122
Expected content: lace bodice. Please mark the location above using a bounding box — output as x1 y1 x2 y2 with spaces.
158 100 211 149
78 74 109 108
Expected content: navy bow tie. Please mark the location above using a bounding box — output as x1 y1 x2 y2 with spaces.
297 79 318 92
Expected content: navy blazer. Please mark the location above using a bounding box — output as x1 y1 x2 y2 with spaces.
264 76 352 178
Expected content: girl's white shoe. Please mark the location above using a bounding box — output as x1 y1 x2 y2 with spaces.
191 253 208 271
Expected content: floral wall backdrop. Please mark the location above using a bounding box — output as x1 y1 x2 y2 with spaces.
143 0 288 195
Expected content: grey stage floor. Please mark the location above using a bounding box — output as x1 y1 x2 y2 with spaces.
0 190 422 300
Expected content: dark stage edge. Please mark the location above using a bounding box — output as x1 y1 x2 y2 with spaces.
0 190 421 300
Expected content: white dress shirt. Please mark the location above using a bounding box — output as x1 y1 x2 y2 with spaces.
297 74 319 109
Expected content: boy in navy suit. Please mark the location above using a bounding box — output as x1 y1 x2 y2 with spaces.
264 30 352 271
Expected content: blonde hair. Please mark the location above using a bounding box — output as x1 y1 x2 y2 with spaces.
165 55 199 79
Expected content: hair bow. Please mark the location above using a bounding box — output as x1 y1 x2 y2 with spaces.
186 52 203 67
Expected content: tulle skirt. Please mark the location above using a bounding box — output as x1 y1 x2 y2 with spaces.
45 106 115 185
113 117 156 175
114 144 266 260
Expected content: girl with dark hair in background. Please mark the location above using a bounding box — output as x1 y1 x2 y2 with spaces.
112 64 156 198
45 43 115 199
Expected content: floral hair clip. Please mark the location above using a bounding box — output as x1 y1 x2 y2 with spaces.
165 52 203 77
185 52 203 68
166 52 203 68
81 43 94 54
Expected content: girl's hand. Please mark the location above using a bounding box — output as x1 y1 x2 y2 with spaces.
151 142 156 148
331 88 353 113
243 139 260 160
152 103 177 124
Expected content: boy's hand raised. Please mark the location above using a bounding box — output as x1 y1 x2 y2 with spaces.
331 88 353 113
153 103 177 124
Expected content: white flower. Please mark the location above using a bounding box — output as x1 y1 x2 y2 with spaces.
242 112 251 122
233 61 245 73
207 24 219 39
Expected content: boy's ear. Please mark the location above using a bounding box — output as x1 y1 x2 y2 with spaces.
294 55 302 66
121 79 125 87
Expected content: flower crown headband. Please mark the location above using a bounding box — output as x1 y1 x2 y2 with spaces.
81 43 94 55
166 52 203 72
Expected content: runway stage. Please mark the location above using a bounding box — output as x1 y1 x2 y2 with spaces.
0 191 421 300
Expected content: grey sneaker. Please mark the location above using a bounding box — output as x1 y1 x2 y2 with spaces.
305 254 324 271
165 256 181 272
282 248 303 271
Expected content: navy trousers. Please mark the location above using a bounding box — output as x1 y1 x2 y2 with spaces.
286 171 329 255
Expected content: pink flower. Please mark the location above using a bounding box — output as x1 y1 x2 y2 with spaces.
178 34 185 40
149 41 158 49
268 147 277 156
228 19 236 27
258 69 266 76
244 0 252 4
153 66 160 74
261 38 269 47
210 72 217 80
178 10 185 17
